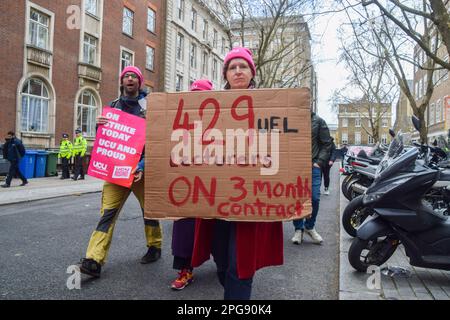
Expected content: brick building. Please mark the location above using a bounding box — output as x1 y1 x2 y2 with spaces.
0 0 166 149
337 101 392 147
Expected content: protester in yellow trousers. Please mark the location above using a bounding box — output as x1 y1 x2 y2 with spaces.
79 66 162 278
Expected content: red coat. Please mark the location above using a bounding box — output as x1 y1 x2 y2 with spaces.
191 219 284 279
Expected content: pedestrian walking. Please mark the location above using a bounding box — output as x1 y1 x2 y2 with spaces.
291 112 332 245
190 48 283 300
58 133 72 180
1 131 28 188
322 137 337 195
71 129 87 180
170 79 213 291
79 66 162 278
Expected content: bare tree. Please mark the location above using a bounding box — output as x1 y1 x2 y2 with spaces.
216 0 318 88
333 36 398 143
360 0 450 70
338 1 440 143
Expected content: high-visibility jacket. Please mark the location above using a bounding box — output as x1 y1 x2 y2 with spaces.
58 140 73 159
72 135 87 157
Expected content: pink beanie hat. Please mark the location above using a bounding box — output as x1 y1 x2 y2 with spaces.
120 66 144 87
190 79 213 91
223 47 256 78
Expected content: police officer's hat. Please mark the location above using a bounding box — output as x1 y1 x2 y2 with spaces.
62 133 69 138
75 128 82 134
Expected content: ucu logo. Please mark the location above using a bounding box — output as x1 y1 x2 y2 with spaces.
93 161 108 171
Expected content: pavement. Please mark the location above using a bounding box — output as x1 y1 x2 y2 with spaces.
0 175 104 206
1 170 449 300
339 175 450 300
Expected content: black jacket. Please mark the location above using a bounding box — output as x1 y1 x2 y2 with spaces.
329 140 337 162
3 137 26 162
311 112 332 168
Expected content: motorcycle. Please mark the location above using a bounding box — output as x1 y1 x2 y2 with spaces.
347 116 450 272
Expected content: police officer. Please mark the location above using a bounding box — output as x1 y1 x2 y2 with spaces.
58 133 73 179
72 128 87 181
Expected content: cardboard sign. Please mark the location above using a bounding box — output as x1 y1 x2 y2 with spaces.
88 107 146 188
145 88 312 222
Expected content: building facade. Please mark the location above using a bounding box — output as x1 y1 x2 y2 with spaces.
393 80 415 134
0 0 166 149
164 0 228 92
230 15 317 110
337 101 392 147
412 32 450 142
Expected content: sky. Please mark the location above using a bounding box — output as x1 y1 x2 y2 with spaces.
310 8 349 126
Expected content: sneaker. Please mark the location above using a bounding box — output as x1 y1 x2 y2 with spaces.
79 258 101 278
304 228 323 244
171 269 194 290
140 246 161 264
323 188 330 195
20 181 28 186
79 177 85 180
1 184 10 188
291 230 304 245
71 177 77 181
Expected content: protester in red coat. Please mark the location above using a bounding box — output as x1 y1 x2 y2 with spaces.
190 47 284 300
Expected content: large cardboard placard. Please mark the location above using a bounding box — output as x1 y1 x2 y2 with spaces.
88 107 146 188
145 88 312 221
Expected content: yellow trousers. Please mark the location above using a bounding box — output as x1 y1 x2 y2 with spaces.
86 179 162 265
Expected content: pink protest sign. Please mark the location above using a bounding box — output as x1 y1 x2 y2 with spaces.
88 107 146 188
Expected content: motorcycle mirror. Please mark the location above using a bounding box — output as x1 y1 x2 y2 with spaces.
412 115 421 132
389 129 396 138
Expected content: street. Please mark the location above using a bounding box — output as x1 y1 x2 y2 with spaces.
0 168 340 300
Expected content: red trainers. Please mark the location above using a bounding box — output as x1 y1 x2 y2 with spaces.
171 269 194 290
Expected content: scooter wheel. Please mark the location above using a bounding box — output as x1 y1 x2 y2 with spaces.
342 195 372 237
348 237 399 272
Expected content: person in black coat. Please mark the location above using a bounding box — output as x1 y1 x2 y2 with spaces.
1 131 28 188
322 137 337 195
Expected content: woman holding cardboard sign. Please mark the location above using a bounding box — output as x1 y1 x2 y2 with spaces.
191 48 283 300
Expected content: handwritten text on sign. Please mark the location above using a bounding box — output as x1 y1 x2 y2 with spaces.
145 88 312 221
88 107 145 188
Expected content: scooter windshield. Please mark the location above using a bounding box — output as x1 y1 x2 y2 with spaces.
375 132 404 179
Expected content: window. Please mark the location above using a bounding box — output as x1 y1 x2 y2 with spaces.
120 49 133 71
190 43 197 69
77 90 97 137
85 0 98 16
355 132 361 145
381 134 388 145
423 74 427 96
29 9 49 49
203 20 208 40
213 29 218 48
341 133 348 145
221 37 226 54
202 51 208 75
443 55 449 81
21 78 49 132
146 46 155 71
355 118 361 127
436 99 442 123
191 8 197 31
176 33 184 61
176 74 183 92
83 34 97 65
429 103 435 125
123 7 134 36
147 8 156 33
212 59 218 81
342 118 348 128
368 135 374 144
382 118 388 128
177 0 185 21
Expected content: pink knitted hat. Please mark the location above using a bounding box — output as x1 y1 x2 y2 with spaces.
120 66 144 87
190 79 213 91
223 47 256 78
